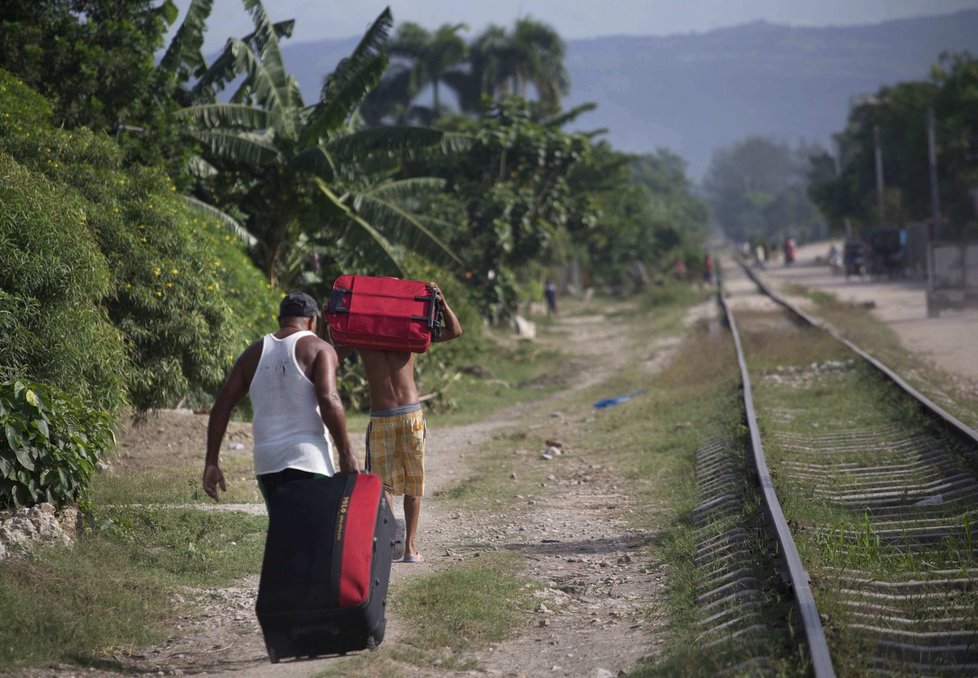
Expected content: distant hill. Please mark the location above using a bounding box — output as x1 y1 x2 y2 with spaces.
281 10 978 179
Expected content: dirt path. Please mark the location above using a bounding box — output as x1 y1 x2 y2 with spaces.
19 300 675 677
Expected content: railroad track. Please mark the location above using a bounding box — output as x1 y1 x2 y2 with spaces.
696 259 978 677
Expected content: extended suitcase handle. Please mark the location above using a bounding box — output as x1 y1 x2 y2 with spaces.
328 287 350 314
417 287 443 338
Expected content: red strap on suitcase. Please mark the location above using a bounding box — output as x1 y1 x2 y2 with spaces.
325 275 442 353
337 473 383 607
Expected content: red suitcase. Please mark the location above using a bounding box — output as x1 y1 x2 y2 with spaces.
325 275 442 353
256 473 395 661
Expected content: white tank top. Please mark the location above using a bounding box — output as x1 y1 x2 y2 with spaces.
249 331 336 476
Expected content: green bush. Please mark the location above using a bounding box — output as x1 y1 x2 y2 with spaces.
0 150 128 411
0 68 277 412
0 379 113 509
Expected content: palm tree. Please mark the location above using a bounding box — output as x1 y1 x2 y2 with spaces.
364 21 469 125
511 18 569 109
178 2 464 286
467 19 569 111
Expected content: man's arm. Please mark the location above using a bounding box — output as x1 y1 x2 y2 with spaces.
204 344 258 500
322 307 355 361
430 282 463 342
312 343 358 474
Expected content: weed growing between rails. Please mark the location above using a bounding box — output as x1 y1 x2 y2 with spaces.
594 315 806 676
746 310 978 674
782 282 978 430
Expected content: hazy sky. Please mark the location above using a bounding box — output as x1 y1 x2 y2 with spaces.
172 0 978 51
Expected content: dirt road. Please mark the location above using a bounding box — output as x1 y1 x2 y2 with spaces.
16 300 673 678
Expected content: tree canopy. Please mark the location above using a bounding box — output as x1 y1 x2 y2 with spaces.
704 136 827 245
808 52 978 239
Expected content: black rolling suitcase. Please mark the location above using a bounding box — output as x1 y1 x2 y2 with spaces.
256 472 395 662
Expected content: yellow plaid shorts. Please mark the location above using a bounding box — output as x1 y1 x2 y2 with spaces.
366 408 426 496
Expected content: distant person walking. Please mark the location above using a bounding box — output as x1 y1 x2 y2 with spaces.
544 278 558 316
673 258 688 279
784 238 797 266
203 292 357 508
703 254 715 285
336 282 462 563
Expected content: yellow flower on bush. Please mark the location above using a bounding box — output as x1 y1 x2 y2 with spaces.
152 266 161 276
170 268 179 275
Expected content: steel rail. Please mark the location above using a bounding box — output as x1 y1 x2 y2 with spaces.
716 264 837 678
740 262 978 448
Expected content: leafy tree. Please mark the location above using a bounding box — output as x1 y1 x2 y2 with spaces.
467 19 569 111
569 146 709 289
932 52 978 235
0 69 274 412
0 0 191 175
367 16 570 124
704 136 827 244
809 52 978 239
418 97 594 320
182 3 464 287
387 22 468 122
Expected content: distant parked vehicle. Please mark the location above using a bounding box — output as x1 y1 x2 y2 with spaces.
843 240 867 279
867 227 907 278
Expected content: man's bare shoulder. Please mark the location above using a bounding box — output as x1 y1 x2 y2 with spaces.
297 333 336 355
238 337 265 364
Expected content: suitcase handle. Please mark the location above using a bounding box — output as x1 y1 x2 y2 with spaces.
417 288 443 338
328 287 350 314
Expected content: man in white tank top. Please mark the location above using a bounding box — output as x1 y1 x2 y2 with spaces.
203 292 357 505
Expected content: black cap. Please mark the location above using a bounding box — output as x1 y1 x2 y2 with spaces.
279 291 318 318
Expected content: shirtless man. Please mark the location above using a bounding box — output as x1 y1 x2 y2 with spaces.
336 282 462 563
203 292 357 508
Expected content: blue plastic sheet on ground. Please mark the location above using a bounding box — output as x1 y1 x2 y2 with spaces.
593 390 647 409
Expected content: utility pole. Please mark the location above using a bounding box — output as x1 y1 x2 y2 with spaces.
874 125 886 226
926 107 942 241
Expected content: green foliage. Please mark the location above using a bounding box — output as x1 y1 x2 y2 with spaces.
809 52 978 238
0 69 274 413
193 216 281 348
704 136 827 244
573 146 709 289
0 137 128 411
183 3 462 287
0 379 113 510
0 507 266 669
0 0 191 177
424 97 596 320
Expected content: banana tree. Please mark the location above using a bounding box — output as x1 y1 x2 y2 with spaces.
179 1 465 286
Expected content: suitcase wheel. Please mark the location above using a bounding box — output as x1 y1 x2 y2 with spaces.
265 631 290 664
367 635 378 651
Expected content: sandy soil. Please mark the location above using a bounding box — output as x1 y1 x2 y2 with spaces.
12 300 678 678
758 239 978 394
